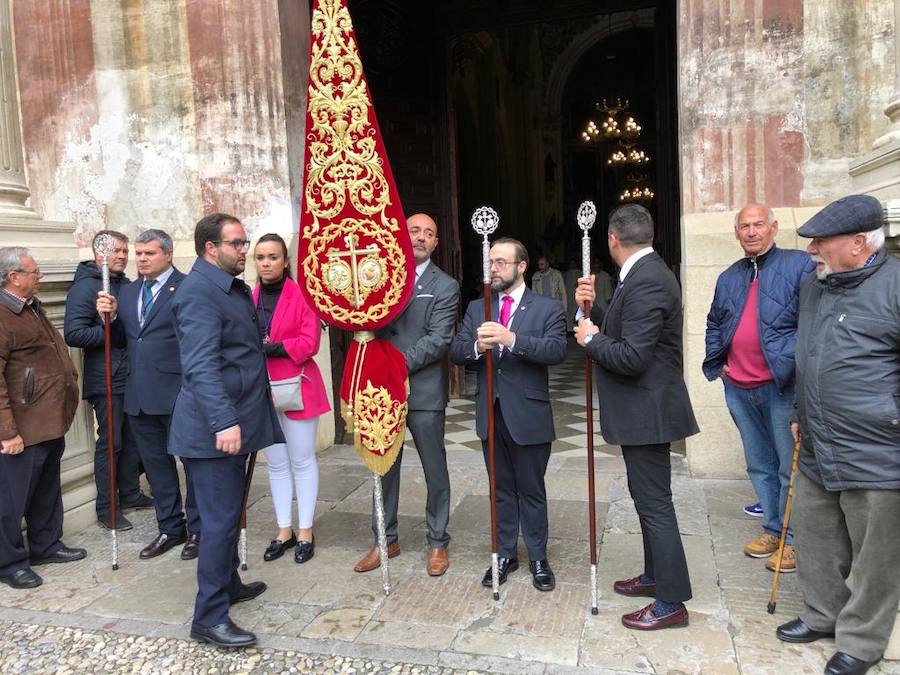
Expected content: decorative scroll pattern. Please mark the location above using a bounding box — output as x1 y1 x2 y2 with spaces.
304 0 398 237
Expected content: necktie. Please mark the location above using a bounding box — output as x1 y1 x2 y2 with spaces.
141 279 157 321
612 278 624 301
499 294 514 327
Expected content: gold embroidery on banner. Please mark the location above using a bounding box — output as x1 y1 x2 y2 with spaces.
342 381 406 475
304 0 399 237
303 218 406 323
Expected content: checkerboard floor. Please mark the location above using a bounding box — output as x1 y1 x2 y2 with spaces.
407 337 630 458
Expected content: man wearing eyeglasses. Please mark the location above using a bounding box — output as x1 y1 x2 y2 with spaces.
0 247 86 589
169 213 284 649
450 237 567 592
64 230 152 532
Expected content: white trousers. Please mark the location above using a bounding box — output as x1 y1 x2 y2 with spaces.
262 414 319 530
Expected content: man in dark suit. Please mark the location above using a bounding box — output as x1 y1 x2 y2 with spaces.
450 237 567 592
356 214 460 576
170 213 284 649
64 230 152 531
96 229 200 561
575 204 699 630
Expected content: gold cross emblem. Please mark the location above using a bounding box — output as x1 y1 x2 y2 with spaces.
324 233 386 308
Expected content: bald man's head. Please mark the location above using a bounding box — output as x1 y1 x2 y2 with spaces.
407 213 439 264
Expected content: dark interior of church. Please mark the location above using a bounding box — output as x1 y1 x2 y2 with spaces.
348 0 680 304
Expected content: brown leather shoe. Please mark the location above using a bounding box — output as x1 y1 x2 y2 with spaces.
426 547 449 576
614 575 657 597
622 602 689 631
353 541 400 573
140 532 186 560
181 533 200 561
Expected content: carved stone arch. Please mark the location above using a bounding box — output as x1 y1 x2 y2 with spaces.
543 9 655 120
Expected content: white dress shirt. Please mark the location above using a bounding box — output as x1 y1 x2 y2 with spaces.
138 265 176 322
474 281 526 358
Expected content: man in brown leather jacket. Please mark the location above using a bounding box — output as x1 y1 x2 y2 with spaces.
0 247 86 589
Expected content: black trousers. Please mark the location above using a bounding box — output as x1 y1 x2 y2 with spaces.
0 438 65 576
183 454 246 628
482 402 551 561
374 409 451 549
622 443 692 604
127 413 200 536
88 394 141 516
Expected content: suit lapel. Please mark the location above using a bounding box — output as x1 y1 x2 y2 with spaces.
140 270 183 333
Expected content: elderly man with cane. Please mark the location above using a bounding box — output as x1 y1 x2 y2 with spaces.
775 195 900 675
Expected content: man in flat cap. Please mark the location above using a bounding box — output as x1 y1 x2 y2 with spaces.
775 195 900 675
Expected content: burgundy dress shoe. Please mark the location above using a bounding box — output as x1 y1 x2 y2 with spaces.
140 532 186 560
181 533 200 561
622 602 689 630
614 575 657 597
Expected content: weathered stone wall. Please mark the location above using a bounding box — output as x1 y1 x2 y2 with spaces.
678 0 896 478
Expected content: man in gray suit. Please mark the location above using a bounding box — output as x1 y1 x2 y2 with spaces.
354 213 460 577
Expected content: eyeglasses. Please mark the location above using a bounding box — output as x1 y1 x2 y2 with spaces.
15 268 41 276
214 239 251 251
488 259 519 270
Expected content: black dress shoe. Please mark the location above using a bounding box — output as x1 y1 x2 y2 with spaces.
97 513 133 531
181 533 200 561
0 568 42 589
140 532 187 560
263 533 297 561
294 537 315 564
481 557 519 587
190 619 257 648
825 651 880 675
30 546 87 566
121 493 155 512
529 559 555 592
229 581 267 605
776 617 835 643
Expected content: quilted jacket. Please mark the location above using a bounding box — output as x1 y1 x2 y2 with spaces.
703 245 814 392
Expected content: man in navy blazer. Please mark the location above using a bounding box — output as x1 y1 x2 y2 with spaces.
576 204 698 631
170 213 284 649
450 238 567 592
96 229 199 561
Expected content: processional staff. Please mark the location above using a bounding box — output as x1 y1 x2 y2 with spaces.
472 206 502 601
577 200 600 614
238 451 258 571
93 233 120 571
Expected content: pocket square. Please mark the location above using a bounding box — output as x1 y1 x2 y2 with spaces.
416 294 434 298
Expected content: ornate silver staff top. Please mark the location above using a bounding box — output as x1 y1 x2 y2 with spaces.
577 201 597 278
92 232 117 294
472 206 500 284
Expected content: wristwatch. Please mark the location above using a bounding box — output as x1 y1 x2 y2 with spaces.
583 333 594 345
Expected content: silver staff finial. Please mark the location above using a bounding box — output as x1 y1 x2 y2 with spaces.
92 232 116 259
472 206 500 285
577 201 597 232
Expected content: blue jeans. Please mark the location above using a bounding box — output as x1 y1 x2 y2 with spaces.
723 379 794 544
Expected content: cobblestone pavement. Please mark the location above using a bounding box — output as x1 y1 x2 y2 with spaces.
1 347 898 674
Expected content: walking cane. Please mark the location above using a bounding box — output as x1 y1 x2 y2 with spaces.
93 233 119 571
577 201 600 614
767 439 801 614
237 450 258 571
472 206 501 601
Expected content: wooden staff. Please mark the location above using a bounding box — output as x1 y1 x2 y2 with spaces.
577 201 599 614
238 450 258 571
767 439 801 614
93 233 119 571
472 206 501 601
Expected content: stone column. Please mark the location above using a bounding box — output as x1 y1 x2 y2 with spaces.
0 0 35 218
874 0 900 148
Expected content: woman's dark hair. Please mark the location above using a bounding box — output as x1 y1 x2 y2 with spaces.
255 232 293 279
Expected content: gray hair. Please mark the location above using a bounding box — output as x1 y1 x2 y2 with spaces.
734 204 776 229
0 247 31 285
608 204 654 247
865 227 885 250
135 228 174 254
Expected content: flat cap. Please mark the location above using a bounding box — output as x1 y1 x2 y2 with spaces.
797 194 884 238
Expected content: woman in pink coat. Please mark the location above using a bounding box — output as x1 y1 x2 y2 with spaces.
252 234 331 563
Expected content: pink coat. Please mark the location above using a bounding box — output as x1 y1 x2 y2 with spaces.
253 278 331 421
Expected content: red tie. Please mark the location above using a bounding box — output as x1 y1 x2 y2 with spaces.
499 294 514 327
